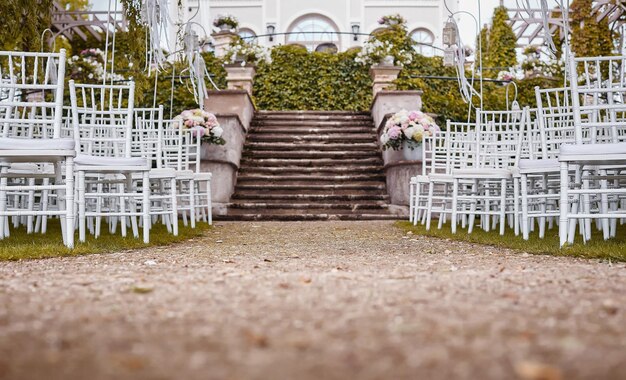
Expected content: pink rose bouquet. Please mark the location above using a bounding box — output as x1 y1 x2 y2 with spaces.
380 109 440 151
174 109 225 145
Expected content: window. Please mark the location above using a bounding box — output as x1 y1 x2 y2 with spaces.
411 28 435 57
287 15 339 52
238 28 257 44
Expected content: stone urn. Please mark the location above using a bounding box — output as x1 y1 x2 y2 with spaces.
369 64 402 96
401 141 423 161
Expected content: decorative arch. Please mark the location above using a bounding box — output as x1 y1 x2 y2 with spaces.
286 13 340 52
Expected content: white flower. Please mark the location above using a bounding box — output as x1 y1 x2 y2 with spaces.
380 133 390 145
403 126 416 139
212 126 224 138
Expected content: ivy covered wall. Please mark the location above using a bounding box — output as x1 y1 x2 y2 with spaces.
252 45 373 112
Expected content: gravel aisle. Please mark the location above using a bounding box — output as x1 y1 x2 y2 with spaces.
0 221 624 380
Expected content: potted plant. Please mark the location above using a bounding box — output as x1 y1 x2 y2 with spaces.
225 39 269 67
173 109 225 145
380 109 440 161
355 39 413 67
377 14 407 27
213 15 238 32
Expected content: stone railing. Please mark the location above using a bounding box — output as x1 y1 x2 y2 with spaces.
203 90 255 215
370 90 424 208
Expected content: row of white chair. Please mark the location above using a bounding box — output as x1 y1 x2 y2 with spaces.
410 54 626 247
0 49 212 248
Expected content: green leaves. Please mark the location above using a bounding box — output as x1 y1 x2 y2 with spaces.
252 46 372 111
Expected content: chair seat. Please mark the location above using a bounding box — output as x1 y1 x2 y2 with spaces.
560 142 626 164
0 137 75 151
75 154 148 168
453 168 512 179
517 158 560 174
194 172 212 181
175 170 195 180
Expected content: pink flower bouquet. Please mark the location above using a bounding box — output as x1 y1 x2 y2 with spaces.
174 109 225 145
380 109 440 150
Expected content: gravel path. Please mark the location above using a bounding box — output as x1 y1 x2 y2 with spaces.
0 221 625 380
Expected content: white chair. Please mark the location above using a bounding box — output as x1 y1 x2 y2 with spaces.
133 106 179 235
69 81 152 243
559 55 626 246
421 121 477 230
0 50 75 247
451 109 527 235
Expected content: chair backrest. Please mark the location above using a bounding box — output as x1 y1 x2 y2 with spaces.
445 121 477 173
180 129 202 173
161 119 184 171
534 86 579 159
476 108 527 169
421 131 447 176
69 81 135 158
133 106 164 168
568 54 626 145
0 50 66 139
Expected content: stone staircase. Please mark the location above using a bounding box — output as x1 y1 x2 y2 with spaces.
220 111 400 221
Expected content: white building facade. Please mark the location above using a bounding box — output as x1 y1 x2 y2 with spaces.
178 0 459 55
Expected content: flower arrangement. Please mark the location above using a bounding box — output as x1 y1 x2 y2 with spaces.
380 109 440 150
225 39 269 66
377 14 406 26
174 109 225 145
213 15 238 30
496 70 515 82
354 40 413 66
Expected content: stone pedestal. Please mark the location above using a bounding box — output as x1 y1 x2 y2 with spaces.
202 90 255 215
369 65 402 97
211 31 238 58
224 65 256 96
371 90 424 209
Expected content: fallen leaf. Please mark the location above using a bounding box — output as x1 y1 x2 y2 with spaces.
131 286 153 294
243 330 269 348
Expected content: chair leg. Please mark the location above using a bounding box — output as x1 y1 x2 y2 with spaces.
189 179 196 229
171 178 178 236
513 177 520 236
425 182 435 230
499 179 507 236
142 172 150 244
78 170 86 243
0 167 8 239
521 174 530 240
451 179 459 234
409 180 415 223
65 157 75 249
559 162 569 247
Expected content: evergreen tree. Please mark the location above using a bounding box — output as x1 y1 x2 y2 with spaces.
475 24 489 70
570 0 613 58
486 6 517 70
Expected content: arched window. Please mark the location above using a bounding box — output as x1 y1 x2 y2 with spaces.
238 28 257 44
287 15 339 52
411 28 435 57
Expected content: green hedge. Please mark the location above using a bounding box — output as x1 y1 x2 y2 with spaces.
252 45 372 111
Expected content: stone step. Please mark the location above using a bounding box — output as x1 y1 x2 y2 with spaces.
232 192 390 201
239 157 384 167
254 111 372 119
238 166 384 175
252 120 373 128
218 209 399 221
245 142 379 151
248 134 377 143
229 201 389 210
237 173 385 182
235 182 386 191
251 126 375 134
242 150 381 159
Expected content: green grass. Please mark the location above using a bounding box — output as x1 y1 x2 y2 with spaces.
0 221 211 261
397 220 626 262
